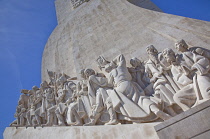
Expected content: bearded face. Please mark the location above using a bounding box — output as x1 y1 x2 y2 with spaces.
148 53 159 65
146 45 159 64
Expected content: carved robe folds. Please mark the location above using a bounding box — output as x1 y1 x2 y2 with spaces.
107 55 156 121
170 51 210 111
145 59 175 106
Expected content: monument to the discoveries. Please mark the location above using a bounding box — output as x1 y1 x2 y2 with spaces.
42 0 210 80
4 0 210 139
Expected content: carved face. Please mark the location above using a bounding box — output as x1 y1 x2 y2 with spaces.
85 69 91 76
79 69 86 79
40 81 48 88
175 40 188 52
130 58 139 68
32 86 39 91
162 48 176 63
146 45 158 55
175 43 185 52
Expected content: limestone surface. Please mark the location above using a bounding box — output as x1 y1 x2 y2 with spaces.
4 123 160 139
42 0 210 81
155 100 210 139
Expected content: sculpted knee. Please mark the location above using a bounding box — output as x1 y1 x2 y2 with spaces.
105 97 113 109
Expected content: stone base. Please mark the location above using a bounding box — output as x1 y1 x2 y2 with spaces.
155 100 210 139
4 123 160 139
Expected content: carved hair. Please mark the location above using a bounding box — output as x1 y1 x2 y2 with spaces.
162 48 175 56
32 86 39 91
96 56 110 70
146 45 158 54
84 68 96 76
130 57 141 67
175 39 188 49
40 81 49 88
162 48 176 63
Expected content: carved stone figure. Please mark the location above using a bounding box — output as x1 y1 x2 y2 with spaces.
47 70 56 86
128 57 150 91
10 89 30 127
174 40 210 105
98 54 172 122
54 74 76 126
145 45 177 116
10 104 26 127
175 39 210 61
42 88 56 126
84 68 118 126
25 89 35 126
33 85 45 126
162 48 210 111
66 69 92 126
10 42 210 127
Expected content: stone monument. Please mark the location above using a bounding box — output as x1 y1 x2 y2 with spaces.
4 0 210 139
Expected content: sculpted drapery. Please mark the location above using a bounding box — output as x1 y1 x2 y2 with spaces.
10 39 210 127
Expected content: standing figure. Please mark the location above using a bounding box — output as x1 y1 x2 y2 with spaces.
33 85 44 126
54 74 76 126
66 69 92 126
26 86 39 126
42 87 56 126
33 81 51 126
10 89 29 127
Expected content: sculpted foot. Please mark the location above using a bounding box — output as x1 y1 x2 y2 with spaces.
73 122 83 126
83 122 95 126
105 119 118 125
58 123 66 126
67 122 76 126
41 123 52 127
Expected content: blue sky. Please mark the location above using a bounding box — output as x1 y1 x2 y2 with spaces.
152 0 210 22
0 0 57 138
0 0 210 138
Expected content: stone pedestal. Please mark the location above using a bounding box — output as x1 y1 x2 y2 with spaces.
4 123 160 139
155 100 210 139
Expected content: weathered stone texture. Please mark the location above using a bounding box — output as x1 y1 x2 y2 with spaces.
42 0 210 81
4 123 160 139
155 100 210 139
